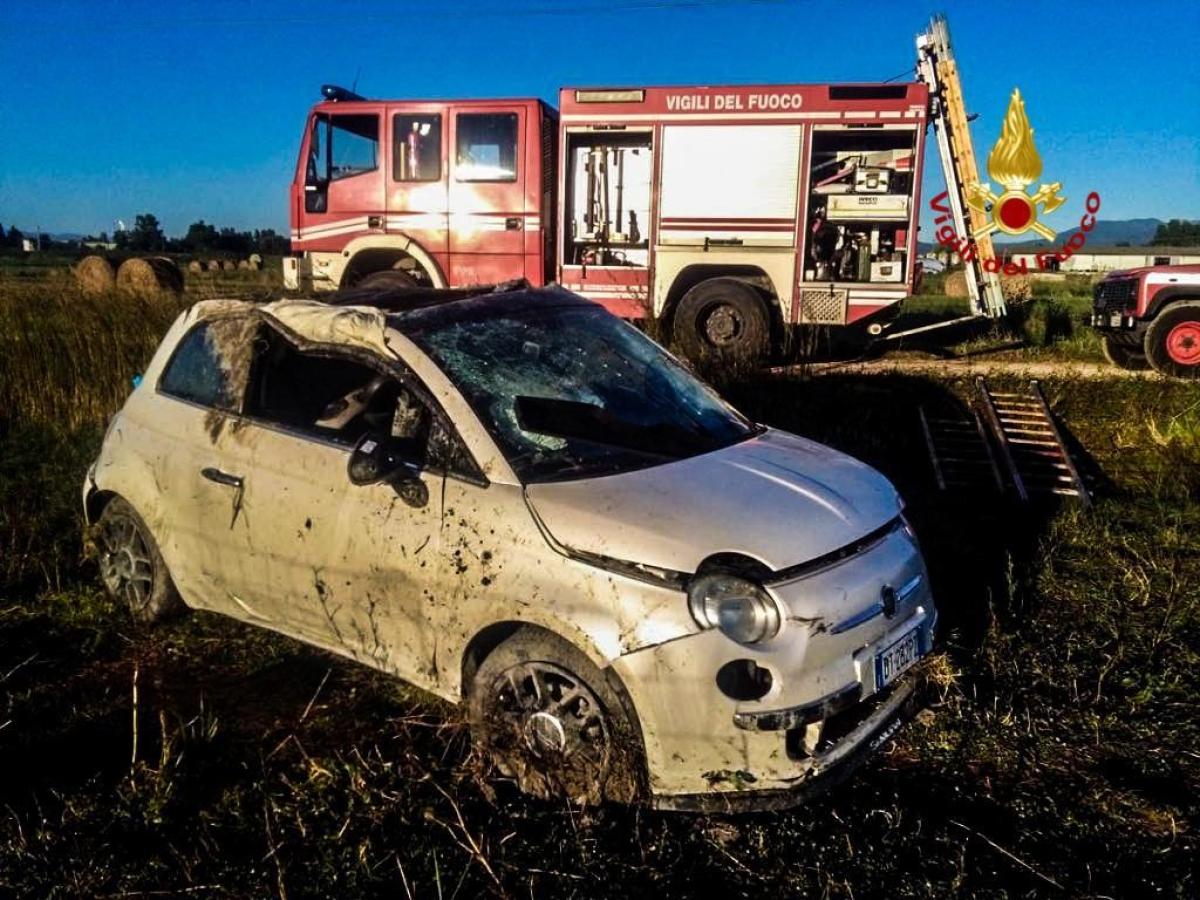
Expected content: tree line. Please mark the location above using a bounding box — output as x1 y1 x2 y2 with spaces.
0 213 290 256
1150 219 1200 247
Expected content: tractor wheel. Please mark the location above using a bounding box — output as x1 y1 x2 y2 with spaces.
1101 334 1149 371
467 627 644 805
1145 300 1200 379
672 278 771 365
95 497 184 623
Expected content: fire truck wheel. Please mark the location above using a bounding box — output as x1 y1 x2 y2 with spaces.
357 269 419 290
1101 334 1149 371
1145 300 1200 379
673 278 770 364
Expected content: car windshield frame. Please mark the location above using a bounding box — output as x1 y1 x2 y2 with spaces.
397 291 760 484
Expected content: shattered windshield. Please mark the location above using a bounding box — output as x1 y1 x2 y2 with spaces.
405 302 756 483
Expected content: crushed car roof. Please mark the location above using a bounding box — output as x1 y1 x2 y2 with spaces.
188 285 598 358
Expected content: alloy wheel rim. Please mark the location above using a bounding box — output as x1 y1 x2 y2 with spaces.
98 514 154 610
490 661 610 771
1165 322 1200 366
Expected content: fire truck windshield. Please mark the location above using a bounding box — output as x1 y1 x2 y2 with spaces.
404 300 757 483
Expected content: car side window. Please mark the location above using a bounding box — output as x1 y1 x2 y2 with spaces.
242 325 408 446
159 322 240 411
240 324 485 480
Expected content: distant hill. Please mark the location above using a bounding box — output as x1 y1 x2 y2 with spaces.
999 218 1164 251
920 218 1166 253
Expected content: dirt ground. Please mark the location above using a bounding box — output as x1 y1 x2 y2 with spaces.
792 357 1162 380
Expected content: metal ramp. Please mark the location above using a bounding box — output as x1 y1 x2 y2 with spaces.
975 378 1090 505
919 405 1004 493
919 378 1091 505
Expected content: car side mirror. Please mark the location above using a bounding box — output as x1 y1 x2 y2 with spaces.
347 432 420 486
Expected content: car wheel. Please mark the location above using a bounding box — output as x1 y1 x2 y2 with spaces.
1146 300 1200 379
95 497 184 623
1101 333 1149 371
672 278 770 365
467 628 644 805
356 269 419 290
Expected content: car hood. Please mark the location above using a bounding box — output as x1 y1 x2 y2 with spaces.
524 428 901 575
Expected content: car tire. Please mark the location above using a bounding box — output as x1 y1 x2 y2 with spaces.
356 269 419 290
95 496 184 623
467 627 644 805
672 278 771 365
1101 333 1150 371
1145 300 1200 379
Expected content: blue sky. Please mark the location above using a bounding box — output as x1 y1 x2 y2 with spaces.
1 0 1196 238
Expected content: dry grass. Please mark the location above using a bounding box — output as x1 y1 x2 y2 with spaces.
0 277 1197 897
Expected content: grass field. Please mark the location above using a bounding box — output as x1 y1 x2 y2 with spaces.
1 271 1197 897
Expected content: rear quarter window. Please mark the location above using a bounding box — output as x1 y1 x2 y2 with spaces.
158 321 241 410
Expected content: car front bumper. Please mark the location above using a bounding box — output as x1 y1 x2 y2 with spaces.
610 526 936 809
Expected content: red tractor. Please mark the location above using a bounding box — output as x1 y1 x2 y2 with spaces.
1092 264 1200 378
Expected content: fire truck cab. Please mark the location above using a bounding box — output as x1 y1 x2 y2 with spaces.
286 86 556 293
286 81 929 361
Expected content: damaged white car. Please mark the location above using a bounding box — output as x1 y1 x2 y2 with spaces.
84 285 936 810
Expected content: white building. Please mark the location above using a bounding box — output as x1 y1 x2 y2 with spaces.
1008 249 1200 274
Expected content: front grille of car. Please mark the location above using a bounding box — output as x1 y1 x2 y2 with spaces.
1093 278 1138 313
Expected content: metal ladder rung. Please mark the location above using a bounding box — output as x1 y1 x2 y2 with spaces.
1003 424 1060 434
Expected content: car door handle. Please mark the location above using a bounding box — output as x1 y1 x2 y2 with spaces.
201 467 244 488
505 216 521 231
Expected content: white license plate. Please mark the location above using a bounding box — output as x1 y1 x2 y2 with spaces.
875 626 922 689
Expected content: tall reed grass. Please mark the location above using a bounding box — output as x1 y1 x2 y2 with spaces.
0 280 189 430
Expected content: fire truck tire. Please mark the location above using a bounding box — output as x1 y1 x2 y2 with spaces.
1145 300 1200 379
357 269 419 290
673 278 770 364
1101 334 1149 371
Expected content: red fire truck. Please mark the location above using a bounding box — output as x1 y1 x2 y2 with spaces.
284 18 996 360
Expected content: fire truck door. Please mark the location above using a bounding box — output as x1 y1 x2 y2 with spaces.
386 107 449 272
448 107 527 285
301 109 387 249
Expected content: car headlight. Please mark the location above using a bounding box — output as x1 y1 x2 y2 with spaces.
688 573 781 644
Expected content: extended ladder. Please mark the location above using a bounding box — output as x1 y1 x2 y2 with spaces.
916 15 1007 319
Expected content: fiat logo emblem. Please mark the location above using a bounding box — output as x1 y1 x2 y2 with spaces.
880 584 898 618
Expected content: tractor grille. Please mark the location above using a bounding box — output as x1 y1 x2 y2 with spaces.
797 288 849 325
1093 277 1138 313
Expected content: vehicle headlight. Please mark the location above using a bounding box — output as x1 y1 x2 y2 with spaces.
688 573 781 644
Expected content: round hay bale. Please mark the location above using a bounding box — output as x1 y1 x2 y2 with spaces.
943 269 969 298
116 257 183 297
1001 274 1032 303
248 253 263 266
221 260 236 272
237 259 251 271
206 259 221 272
74 255 116 295
187 260 204 274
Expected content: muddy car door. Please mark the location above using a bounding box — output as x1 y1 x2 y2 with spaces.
225 322 444 680
150 315 263 619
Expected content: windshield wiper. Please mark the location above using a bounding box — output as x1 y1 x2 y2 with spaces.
514 396 718 459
